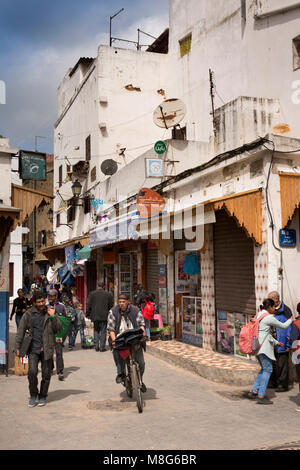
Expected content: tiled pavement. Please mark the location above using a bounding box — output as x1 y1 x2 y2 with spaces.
147 339 260 386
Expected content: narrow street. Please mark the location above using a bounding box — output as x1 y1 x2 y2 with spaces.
1 324 299 451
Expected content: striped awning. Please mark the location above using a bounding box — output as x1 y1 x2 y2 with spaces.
279 172 300 228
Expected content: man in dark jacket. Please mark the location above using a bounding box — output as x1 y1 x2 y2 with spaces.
15 292 62 407
107 294 147 391
268 291 292 391
86 281 113 352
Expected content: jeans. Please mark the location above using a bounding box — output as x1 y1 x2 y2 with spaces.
54 342 64 375
28 352 53 399
70 326 85 347
94 321 107 350
15 314 22 329
252 353 273 397
144 319 150 338
113 345 145 379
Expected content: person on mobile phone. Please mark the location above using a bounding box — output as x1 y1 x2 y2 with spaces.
15 292 62 408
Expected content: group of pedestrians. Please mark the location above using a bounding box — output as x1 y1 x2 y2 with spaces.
248 291 300 405
13 279 155 407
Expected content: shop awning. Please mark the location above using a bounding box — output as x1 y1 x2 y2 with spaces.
0 204 21 252
205 188 263 245
40 235 90 264
279 172 300 228
89 211 140 248
77 244 91 260
11 184 53 228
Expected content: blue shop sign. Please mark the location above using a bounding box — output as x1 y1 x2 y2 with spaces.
279 229 296 247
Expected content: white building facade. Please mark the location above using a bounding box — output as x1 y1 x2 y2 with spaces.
48 0 300 357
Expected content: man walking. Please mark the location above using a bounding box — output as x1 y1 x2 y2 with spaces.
86 281 113 352
47 289 67 381
268 291 292 391
15 292 62 407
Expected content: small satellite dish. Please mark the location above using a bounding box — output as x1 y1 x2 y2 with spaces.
153 98 186 129
101 159 118 176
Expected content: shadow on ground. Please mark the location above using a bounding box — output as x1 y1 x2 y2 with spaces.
47 389 89 403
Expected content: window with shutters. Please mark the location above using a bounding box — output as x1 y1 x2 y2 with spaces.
58 165 63 187
67 199 76 223
85 135 91 161
56 213 60 227
293 35 300 71
83 197 91 214
179 34 192 58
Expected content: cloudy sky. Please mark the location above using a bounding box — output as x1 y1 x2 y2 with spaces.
0 0 169 154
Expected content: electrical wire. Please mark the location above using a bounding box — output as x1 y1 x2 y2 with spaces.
263 139 283 299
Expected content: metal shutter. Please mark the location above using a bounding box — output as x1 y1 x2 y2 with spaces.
146 249 159 302
213 210 256 315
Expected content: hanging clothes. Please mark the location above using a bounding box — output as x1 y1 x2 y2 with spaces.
183 252 200 275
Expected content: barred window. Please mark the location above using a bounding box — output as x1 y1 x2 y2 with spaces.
179 34 192 58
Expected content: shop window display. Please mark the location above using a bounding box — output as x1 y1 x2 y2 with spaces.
217 310 255 359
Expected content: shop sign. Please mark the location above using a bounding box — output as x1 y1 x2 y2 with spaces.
137 188 165 218
154 141 166 155
146 159 164 178
279 229 296 247
19 150 46 180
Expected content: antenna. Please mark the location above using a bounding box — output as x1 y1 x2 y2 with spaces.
137 29 157 51
110 8 124 47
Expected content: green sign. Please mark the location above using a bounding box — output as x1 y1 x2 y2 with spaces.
19 150 46 180
154 141 166 155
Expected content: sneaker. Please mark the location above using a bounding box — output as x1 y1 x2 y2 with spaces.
58 373 64 381
141 382 147 393
116 374 125 384
256 397 273 405
100 348 107 352
247 391 258 400
28 396 37 407
95 347 100 352
38 397 46 407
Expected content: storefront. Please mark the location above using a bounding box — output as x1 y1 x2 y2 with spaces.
175 248 202 348
213 209 256 357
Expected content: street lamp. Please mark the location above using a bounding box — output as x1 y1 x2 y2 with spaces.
71 179 82 198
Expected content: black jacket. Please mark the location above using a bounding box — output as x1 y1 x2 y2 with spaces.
86 289 114 322
15 306 62 360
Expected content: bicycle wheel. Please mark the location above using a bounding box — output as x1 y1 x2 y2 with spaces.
132 363 143 413
125 361 133 398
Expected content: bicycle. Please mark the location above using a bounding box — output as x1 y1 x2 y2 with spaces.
123 342 144 413
114 329 145 413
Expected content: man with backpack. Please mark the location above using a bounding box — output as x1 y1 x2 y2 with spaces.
246 298 293 405
107 294 147 391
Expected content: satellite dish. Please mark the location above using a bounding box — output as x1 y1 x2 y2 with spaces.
101 159 118 176
153 98 186 129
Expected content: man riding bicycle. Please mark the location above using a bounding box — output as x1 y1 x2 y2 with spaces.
107 294 147 393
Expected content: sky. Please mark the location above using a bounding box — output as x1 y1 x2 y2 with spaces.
0 0 169 154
